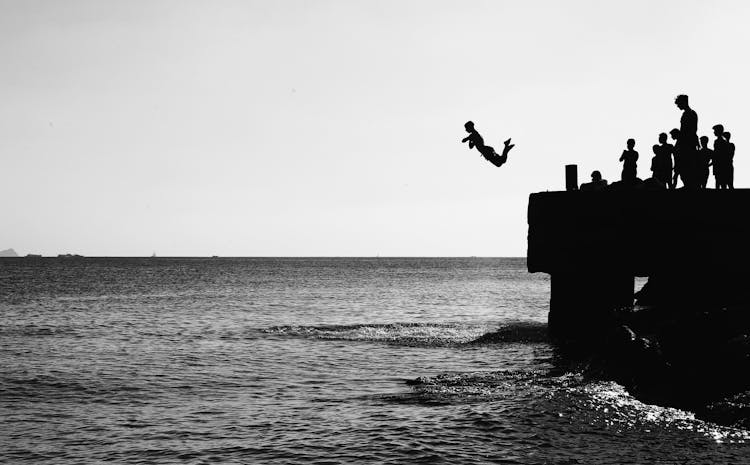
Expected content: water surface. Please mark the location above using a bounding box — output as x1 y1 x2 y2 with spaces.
1 258 748 463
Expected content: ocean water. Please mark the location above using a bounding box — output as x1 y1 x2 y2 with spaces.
1 257 749 464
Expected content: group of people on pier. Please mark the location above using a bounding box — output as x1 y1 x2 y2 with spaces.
583 95 736 191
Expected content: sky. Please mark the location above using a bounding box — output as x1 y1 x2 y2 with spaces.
2 0 750 256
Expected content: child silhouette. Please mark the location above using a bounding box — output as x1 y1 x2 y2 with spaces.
461 121 514 167
619 138 638 182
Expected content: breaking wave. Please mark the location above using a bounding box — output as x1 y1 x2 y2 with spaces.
263 320 548 346
404 369 750 443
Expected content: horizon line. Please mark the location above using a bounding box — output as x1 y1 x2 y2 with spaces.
0 255 527 259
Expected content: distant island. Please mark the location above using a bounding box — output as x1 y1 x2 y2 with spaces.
0 248 18 257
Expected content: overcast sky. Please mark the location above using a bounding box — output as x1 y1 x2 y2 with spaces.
2 0 749 256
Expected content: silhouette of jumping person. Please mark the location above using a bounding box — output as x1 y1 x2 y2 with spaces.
652 132 673 189
619 138 638 182
461 121 514 167
674 95 699 188
669 128 681 188
697 136 712 189
713 124 730 189
724 131 735 189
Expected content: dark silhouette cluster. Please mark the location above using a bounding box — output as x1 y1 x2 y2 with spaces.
586 95 736 190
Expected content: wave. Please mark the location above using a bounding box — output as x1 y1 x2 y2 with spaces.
573 381 750 443
263 322 491 346
263 321 548 347
403 369 581 402
469 320 549 344
404 369 750 442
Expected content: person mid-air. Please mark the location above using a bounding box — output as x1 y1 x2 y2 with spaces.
461 121 514 167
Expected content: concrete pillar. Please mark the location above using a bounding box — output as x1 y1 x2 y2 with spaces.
565 165 578 191
549 272 634 340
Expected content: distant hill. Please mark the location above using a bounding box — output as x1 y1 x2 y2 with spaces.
0 248 18 257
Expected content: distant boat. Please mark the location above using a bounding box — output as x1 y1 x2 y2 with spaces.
25 254 42 258
151 252 156 258
57 254 83 258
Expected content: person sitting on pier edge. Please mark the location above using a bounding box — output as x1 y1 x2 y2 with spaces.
461 121 514 167
619 138 639 182
697 136 713 189
713 124 730 189
724 131 735 189
669 128 681 188
580 170 608 191
674 94 700 189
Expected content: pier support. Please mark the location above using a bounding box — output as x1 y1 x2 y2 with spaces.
528 189 750 342
549 272 634 340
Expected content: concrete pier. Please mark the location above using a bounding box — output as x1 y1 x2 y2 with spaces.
527 189 750 339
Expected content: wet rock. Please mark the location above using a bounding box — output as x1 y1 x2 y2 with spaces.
702 391 750 429
471 321 549 344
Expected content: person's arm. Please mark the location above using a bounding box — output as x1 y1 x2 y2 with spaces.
619 151 626 162
463 133 477 148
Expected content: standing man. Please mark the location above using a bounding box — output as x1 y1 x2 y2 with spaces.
713 124 729 189
724 131 735 189
697 136 712 189
669 128 680 188
654 132 673 189
675 95 699 188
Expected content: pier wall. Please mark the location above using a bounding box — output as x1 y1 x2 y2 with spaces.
527 190 750 338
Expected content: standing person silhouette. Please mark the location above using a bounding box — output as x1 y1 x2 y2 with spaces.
724 131 735 189
619 138 638 182
697 136 712 189
652 133 673 189
461 121 514 167
669 129 681 188
674 95 699 188
713 124 729 189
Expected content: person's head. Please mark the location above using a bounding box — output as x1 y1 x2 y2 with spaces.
724 131 731 141
627 138 635 149
591 170 602 182
713 124 724 137
675 94 689 110
653 144 660 155
658 132 668 144
464 121 475 132
669 128 680 140
700 136 709 148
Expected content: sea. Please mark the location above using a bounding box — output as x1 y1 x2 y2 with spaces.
1 257 749 464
